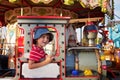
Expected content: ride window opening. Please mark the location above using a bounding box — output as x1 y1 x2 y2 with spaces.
32 27 58 56
20 27 60 78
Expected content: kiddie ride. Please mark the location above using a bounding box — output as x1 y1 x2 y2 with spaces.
13 16 108 80
100 37 120 79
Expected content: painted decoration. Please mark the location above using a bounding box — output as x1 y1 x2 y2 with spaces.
5 7 78 23
109 24 120 48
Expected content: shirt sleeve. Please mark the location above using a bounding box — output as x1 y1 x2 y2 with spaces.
29 46 45 62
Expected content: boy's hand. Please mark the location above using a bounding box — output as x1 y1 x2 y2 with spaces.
45 55 53 63
50 49 57 57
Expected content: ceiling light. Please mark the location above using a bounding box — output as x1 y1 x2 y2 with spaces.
31 0 41 4
64 0 74 5
40 0 53 4
9 0 17 3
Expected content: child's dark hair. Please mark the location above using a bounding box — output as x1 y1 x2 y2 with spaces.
33 39 37 45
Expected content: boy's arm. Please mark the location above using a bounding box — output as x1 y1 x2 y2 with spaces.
28 55 52 69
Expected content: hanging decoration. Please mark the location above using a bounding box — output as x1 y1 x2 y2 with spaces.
64 0 74 5
79 0 89 8
79 0 110 13
79 0 100 9
101 0 108 13
89 0 99 9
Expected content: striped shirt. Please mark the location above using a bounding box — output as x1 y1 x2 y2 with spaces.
29 45 46 62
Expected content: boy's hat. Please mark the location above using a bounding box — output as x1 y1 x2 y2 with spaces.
34 28 53 42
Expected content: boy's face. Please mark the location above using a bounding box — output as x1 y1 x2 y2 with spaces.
37 34 50 48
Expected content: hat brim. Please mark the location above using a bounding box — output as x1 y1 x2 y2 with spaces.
33 28 54 42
